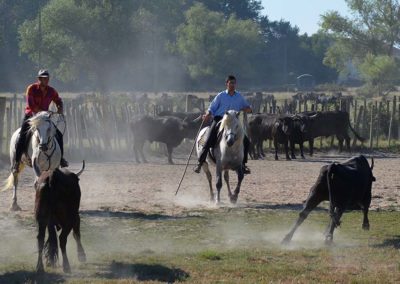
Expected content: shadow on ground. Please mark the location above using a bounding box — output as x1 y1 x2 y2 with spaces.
98 261 189 282
80 209 204 220
372 235 400 249
0 270 64 283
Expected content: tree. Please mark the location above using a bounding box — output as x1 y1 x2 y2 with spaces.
176 3 264 87
321 0 400 85
359 53 400 96
19 0 140 92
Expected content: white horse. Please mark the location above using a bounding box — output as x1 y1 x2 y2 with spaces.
196 110 245 204
3 111 64 210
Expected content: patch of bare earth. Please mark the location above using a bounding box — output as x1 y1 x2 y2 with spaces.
0 152 398 216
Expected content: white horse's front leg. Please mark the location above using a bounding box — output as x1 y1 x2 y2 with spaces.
215 163 223 204
10 173 21 211
224 170 233 199
230 167 244 204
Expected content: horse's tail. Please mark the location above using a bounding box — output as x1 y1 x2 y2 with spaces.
2 173 14 191
1 163 24 191
45 223 59 267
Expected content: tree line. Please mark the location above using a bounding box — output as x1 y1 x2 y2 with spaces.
1 0 400 94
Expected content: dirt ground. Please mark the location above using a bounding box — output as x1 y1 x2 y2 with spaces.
0 151 399 216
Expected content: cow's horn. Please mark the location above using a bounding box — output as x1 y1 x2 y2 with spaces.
370 157 374 170
76 160 85 177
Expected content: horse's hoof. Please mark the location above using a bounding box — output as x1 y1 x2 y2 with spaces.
63 263 71 273
301 156 305 159
10 203 21 211
78 251 87 263
230 195 238 204
291 155 296 159
362 223 370 231
281 236 291 245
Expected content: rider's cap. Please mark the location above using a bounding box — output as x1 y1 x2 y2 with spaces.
37 69 50 78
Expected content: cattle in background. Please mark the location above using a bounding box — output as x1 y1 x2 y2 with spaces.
185 94 205 112
282 155 375 244
130 115 200 164
157 110 202 122
247 113 278 159
272 116 295 160
298 111 364 156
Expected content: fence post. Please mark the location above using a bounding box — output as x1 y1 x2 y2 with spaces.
369 103 374 149
0 97 6 154
375 101 381 148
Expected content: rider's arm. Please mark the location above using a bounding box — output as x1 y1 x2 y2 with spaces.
51 88 63 114
240 94 252 113
26 85 39 114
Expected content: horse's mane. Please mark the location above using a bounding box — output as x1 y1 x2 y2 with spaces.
218 111 242 134
28 112 52 132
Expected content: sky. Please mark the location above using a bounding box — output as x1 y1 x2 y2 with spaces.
260 0 352 35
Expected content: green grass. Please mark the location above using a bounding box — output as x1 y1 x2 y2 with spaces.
1 208 400 283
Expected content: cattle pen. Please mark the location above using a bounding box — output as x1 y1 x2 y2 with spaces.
0 91 400 160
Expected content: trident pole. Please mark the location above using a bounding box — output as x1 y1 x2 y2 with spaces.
175 118 205 196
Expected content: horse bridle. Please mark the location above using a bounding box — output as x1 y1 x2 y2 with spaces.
36 120 58 171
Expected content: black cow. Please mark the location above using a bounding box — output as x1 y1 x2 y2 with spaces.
248 113 278 159
130 115 199 164
157 110 202 122
298 111 364 156
35 162 86 273
272 116 295 160
282 155 375 244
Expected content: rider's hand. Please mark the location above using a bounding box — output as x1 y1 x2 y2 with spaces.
57 108 63 115
202 113 212 122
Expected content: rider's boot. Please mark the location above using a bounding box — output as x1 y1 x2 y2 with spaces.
243 163 251 175
193 161 203 173
60 157 69 168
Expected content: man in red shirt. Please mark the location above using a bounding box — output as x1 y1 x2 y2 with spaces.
13 69 68 172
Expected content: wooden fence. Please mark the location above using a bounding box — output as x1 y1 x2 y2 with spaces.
1 93 399 161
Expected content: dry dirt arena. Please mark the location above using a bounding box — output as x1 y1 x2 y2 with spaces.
0 151 399 215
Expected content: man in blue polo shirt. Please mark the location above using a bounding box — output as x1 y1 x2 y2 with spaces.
194 75 252 174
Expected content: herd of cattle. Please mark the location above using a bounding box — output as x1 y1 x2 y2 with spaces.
130 109 364 164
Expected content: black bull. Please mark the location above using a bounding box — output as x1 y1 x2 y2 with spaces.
282 155 376 244
130 115 201 164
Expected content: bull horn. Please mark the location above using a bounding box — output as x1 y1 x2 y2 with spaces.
370 157 374 170
76 160 85 177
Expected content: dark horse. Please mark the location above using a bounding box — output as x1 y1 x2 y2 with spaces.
34 161 86 273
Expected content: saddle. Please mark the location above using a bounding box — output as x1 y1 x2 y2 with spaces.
198 122 223 164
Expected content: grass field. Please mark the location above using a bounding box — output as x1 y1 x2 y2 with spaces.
0 208 399 283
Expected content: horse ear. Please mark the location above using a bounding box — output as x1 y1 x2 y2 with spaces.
235 111 240 118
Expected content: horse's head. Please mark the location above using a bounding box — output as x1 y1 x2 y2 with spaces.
29 111 56 151
219 110 243 147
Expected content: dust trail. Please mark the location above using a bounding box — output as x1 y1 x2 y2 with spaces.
0 214 36 265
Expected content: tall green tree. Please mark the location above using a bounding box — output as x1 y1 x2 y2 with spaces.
176 3 264 87
321 0 400 87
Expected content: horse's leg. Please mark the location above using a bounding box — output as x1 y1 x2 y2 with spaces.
72 214 86 262
36 221 46 273
274 138 279 160
223 170 233 199
230 167 244 204
11 171 21 211
59 226 72 273
167 144 174 164
215 163 223 204
202 162 214 202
